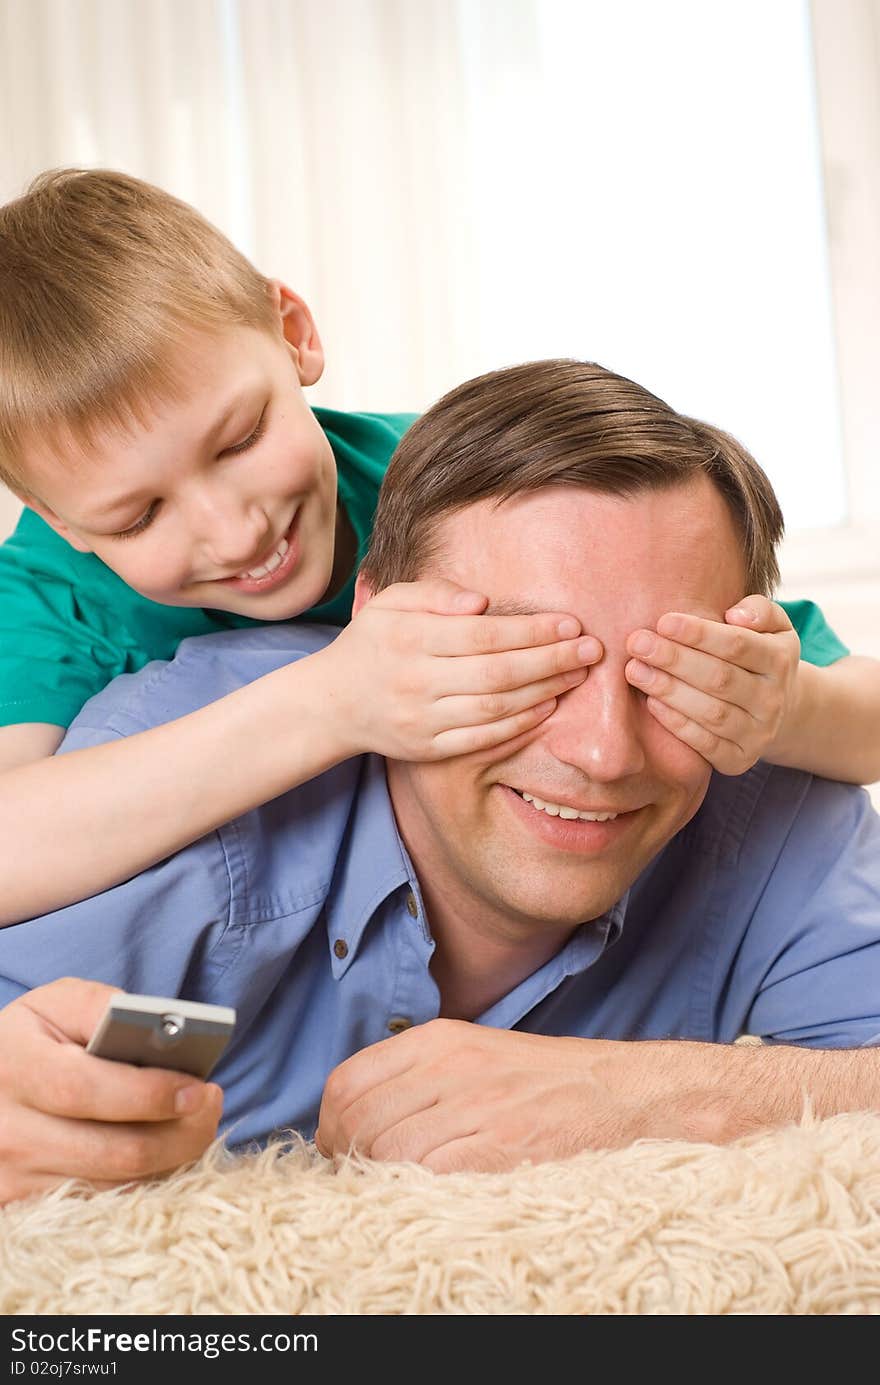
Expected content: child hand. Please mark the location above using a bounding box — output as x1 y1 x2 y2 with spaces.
326 579 602 760
624 595 801 775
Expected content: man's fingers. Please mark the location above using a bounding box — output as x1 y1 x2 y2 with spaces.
319 1024 435 1153
4 982 214 1122
422 1135 517 1174
3 1095 223 1184
31 1048 216 1123
16 977 124 1048
325 1068 446 1161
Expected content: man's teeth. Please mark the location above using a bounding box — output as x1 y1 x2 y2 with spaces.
520 792 618 822
239 536 289 581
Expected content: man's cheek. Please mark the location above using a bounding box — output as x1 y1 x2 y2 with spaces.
648 718 712 793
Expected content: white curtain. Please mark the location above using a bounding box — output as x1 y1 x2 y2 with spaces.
0 0 845 541
0 0 490 410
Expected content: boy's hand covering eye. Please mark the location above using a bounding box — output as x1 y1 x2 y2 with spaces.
326 579 602 760
623 595 801 775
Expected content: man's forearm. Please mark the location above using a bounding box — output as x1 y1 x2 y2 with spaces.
766 655 880 785
632 1038 880 1144
316 1020 880 1173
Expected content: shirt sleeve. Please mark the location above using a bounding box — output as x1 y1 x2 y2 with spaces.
741 776 880 1047
0 537 126 729
780 598 850 667
0 729 234 1009
0 622 344 1011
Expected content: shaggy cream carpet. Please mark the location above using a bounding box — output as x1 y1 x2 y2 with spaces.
3 1110 880 1315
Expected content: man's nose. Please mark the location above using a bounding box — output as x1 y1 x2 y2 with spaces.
541 662 646 783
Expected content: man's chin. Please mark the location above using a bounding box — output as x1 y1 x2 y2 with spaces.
480 859 626 933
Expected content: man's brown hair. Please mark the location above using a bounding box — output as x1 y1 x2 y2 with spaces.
0 167 277 496
361 359 784 596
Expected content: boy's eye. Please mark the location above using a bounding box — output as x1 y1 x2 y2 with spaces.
222 406 268 457
113 500 160 540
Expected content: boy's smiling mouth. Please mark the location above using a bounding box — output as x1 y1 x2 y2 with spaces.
216 511 301 594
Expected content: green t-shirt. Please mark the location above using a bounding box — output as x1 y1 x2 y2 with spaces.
0 401 851 729
0 407 417 729
782 598 849 667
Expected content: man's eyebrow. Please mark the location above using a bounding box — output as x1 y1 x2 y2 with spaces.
484 599 548 617
85 392 257 520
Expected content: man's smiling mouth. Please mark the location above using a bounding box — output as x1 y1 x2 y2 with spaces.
500 785 639 854
517 792 618 822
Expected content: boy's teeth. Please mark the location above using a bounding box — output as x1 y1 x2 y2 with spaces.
239 536 288 581
520 792 618 822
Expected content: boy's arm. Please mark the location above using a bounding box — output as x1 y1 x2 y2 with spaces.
0 722 64 770
0 653 350 925
0 581 597 926
767 654 880 784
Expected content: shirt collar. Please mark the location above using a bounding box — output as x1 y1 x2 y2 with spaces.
325 755 631 975
324 754 412 972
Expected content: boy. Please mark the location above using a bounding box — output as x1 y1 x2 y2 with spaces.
0 168 877 926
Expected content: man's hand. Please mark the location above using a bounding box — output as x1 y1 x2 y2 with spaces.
316 1020 703 1173
322 580 601 761
316 1020 874 1174
624 596 801 775
0 979 223 1205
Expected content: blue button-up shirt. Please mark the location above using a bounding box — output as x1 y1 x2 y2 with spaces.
2 624 879 1148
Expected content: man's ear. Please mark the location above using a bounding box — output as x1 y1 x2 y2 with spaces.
267 279 324 387
352 570 375 617
23 495 94 554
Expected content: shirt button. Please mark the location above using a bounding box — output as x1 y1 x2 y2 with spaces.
387 1016 413 1034
333 939 348 959
405 892 419 918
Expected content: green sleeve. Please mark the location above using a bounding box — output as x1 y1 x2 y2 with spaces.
780 598 850 667
0 508 240 730
0 528 128 729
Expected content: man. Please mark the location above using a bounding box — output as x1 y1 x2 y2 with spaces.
1 359 878 1205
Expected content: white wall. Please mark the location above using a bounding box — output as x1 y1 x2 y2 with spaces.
0 491 20 540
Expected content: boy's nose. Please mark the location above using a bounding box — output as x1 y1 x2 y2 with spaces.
190 492 272 571
541 663 646 784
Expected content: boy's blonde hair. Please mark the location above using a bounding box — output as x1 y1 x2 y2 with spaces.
0 168 277 496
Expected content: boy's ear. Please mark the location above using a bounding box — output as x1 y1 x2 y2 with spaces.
268 280 324 387
23 495 94 554
352 570 375 617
